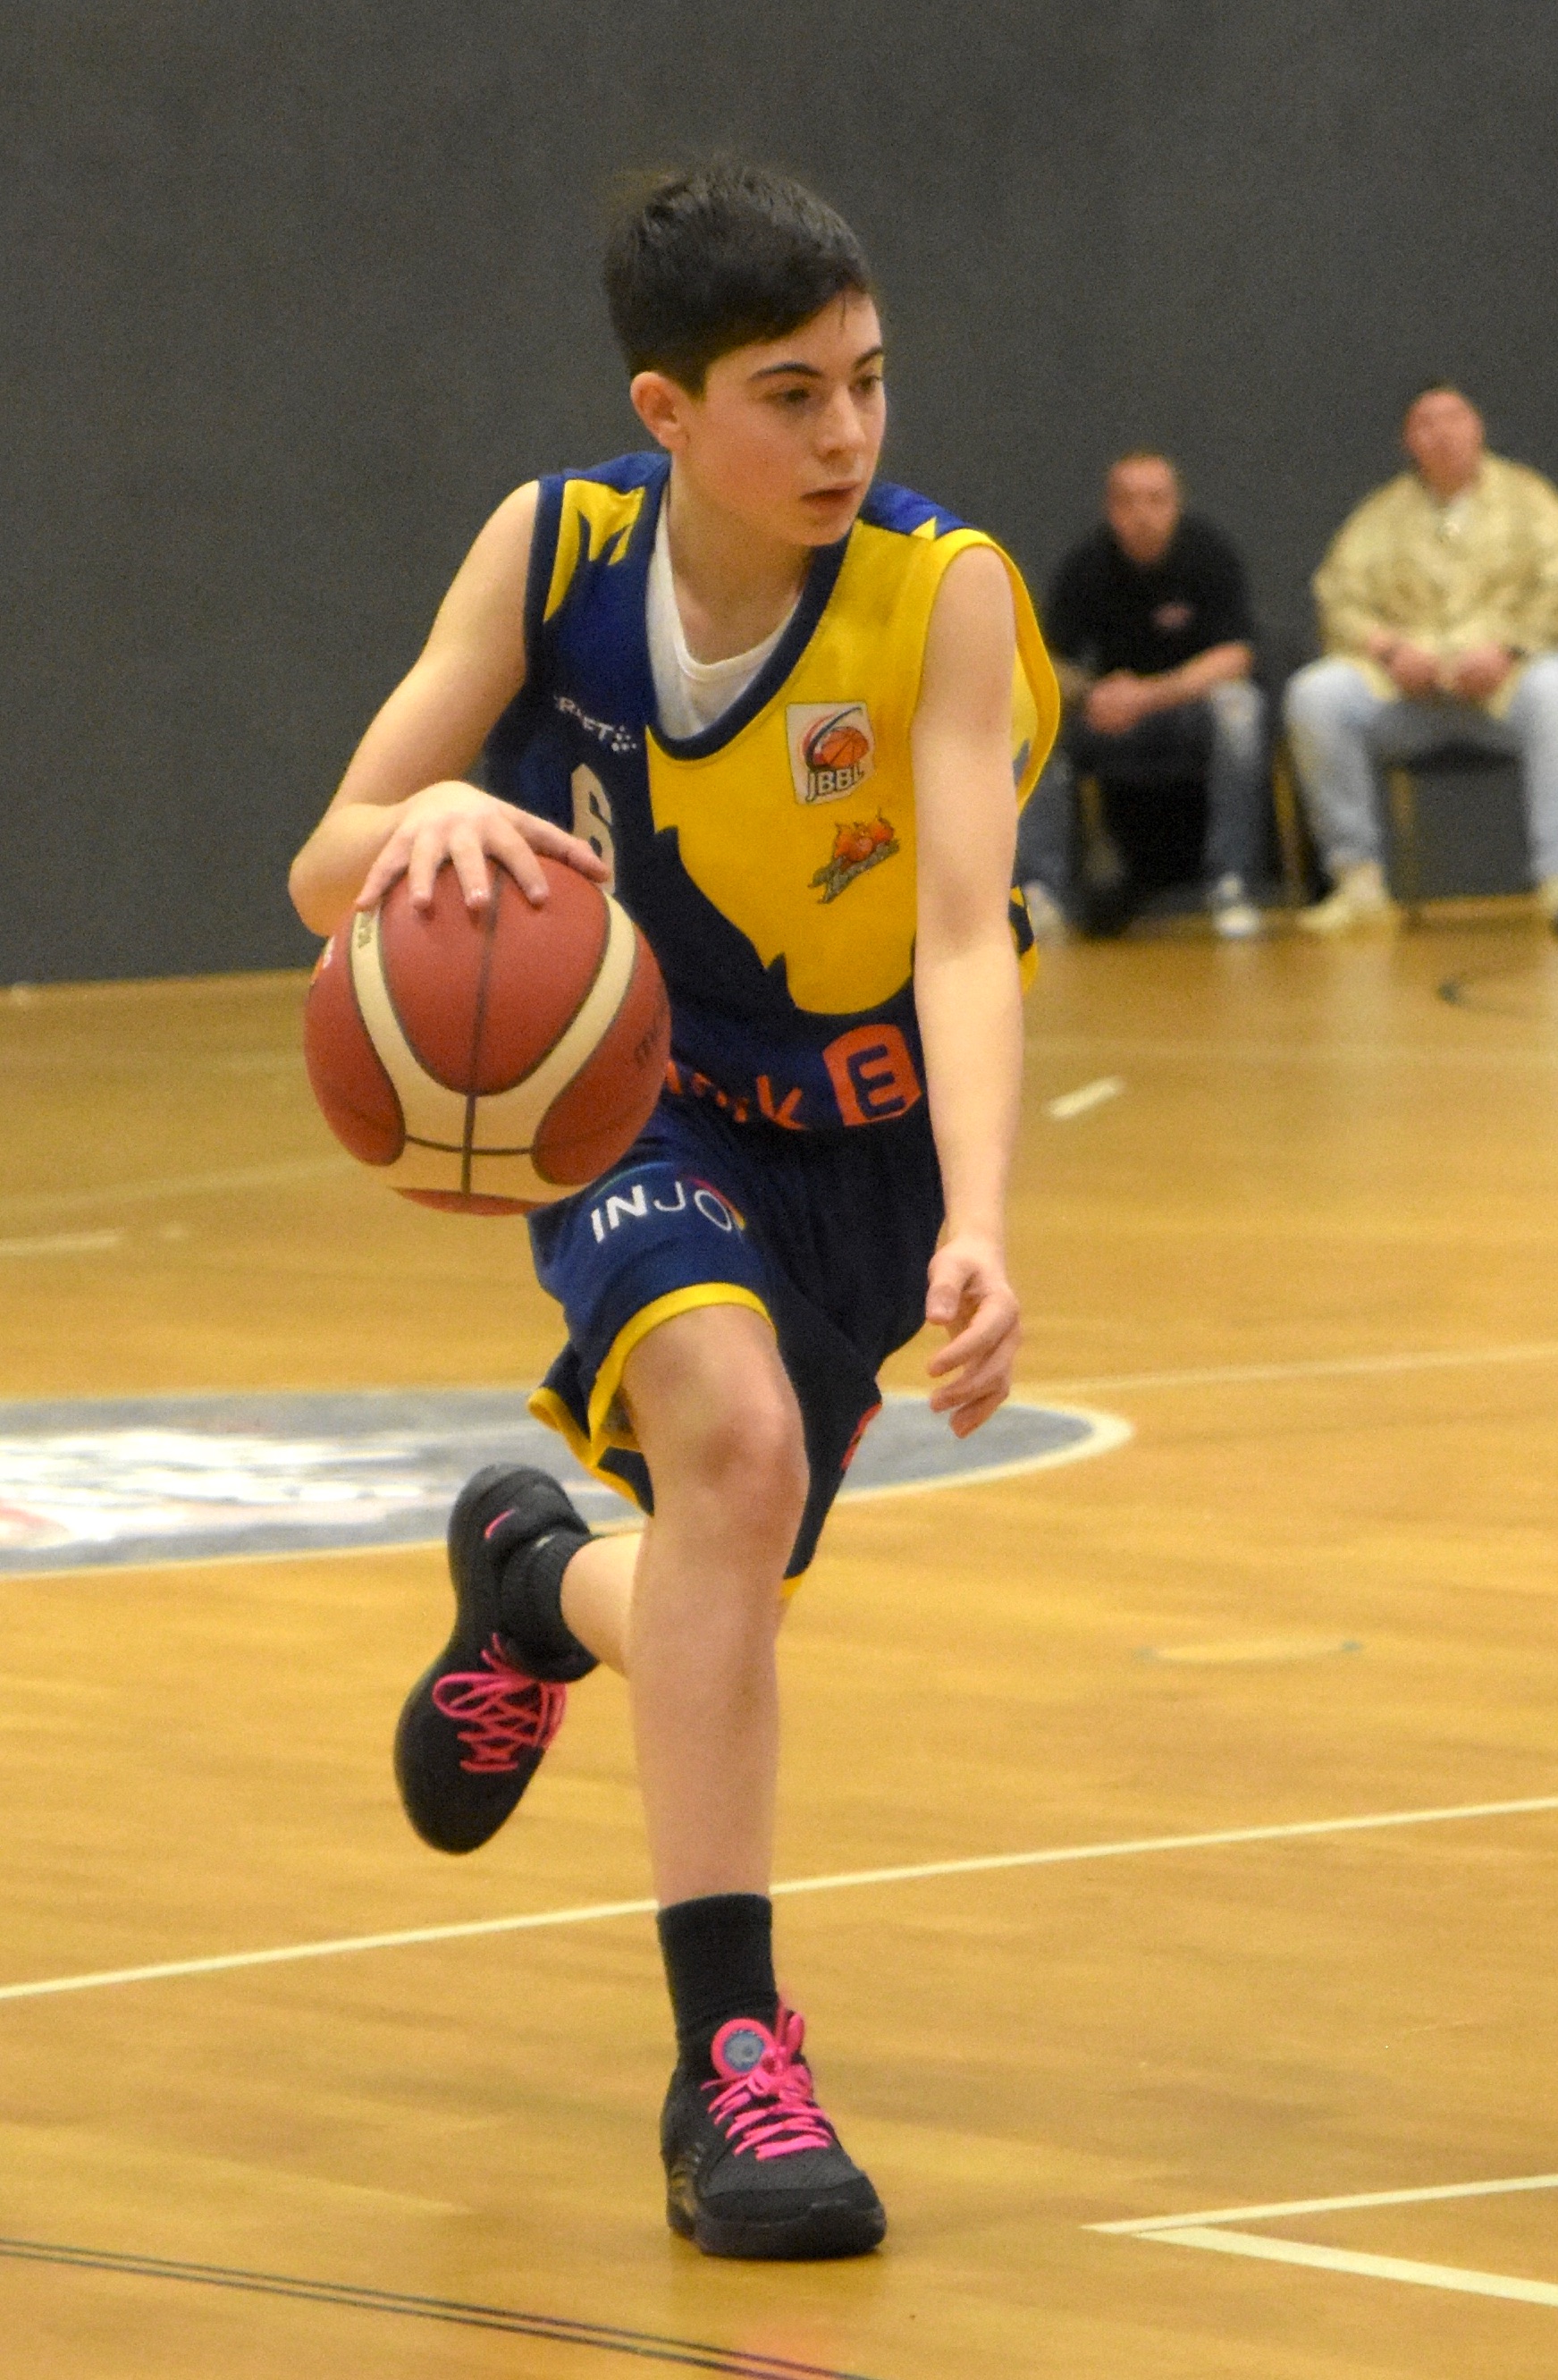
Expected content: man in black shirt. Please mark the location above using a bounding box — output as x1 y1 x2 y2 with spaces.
1017 452 1267 937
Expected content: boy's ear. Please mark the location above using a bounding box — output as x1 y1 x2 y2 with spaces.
630 369 697 452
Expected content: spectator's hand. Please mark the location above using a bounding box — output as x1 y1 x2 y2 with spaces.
1445 644 1513 703
1382 640 1444 700
1085 671 1153 736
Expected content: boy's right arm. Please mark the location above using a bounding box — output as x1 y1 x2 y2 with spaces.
288 481 607 938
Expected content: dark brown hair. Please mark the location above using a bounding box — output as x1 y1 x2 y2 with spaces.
602 162 873 392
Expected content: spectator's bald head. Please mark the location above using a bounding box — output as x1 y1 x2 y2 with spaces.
1105 452 1182 566
1402 387 1484 500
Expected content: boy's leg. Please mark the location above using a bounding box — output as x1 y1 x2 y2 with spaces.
557 1301 885 2260
615 1300 803 1901
551 1303 799 1895
558 1302 798 2043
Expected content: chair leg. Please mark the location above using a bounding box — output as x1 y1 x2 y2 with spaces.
1270 738 1309 911
1076 774 1118 884
1385 766 1422 925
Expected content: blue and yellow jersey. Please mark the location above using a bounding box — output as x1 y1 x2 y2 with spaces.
484 452 1057 1134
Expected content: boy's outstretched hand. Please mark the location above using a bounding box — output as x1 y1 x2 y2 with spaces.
923 1234 1021 1437
354 781 609 918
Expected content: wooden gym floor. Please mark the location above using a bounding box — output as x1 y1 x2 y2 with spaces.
2 902 1556 2378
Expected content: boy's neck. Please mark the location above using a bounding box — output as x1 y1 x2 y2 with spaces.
663 466 812 663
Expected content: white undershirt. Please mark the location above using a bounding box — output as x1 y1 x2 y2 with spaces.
646 504 796 739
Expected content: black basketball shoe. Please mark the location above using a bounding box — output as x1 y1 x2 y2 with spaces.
661 2007 887 2260
393 1466 591 1855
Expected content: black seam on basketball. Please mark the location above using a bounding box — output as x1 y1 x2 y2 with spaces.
408 1139 536 1157
461 875 505 1195
457 872 616 1185
0 2235 886 2375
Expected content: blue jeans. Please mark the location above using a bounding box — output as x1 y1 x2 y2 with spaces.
1283 654 1558 882
1017 679 1269 899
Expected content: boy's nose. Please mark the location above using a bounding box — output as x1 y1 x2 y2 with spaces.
815 392 866 460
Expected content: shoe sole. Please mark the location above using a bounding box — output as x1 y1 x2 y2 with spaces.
1298 907 1400 933
667 2191 886 2260
391 1650 511 1854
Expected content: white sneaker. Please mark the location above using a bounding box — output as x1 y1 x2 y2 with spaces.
1020 881 1069 942
1209 874 1262 940
1298 861 1399 933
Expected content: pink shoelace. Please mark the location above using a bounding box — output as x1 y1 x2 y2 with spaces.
705 2008 837 2160
431 1638 568 1775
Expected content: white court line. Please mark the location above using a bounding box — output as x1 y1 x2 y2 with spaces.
1045 1076 1124 1121
3 1793 1554 2006
1028 1339 1558 1397
0 1158 350 1223
1138 2227 1558 2309
1094 2171 1558 2234
0 1231 122 1258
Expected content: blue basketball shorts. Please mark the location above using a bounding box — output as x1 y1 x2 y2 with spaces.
526 1092 944 1576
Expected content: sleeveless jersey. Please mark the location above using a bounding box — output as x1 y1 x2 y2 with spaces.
484 452 1058 1134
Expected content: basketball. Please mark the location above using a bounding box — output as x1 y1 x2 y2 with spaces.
303 858 670 1213
807 721 869 772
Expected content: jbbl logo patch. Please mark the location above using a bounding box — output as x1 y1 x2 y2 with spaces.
787 702 875 804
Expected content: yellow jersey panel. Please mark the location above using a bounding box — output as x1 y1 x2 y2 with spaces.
644 519 1054 1016
543 480 646 623
489 452 1057 1131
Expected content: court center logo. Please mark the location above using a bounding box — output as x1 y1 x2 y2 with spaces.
787 702 875 804
0 1390 1130 1574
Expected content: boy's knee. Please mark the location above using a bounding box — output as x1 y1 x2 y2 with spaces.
686 1391 809 1542
627 1307 809 1547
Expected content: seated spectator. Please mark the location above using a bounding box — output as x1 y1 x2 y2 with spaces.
1016 452 1267 939
1285 385 1558 933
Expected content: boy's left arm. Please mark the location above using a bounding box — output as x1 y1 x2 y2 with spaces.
911 544 1026 1439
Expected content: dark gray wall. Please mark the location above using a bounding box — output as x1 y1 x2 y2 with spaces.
7 1 1557 981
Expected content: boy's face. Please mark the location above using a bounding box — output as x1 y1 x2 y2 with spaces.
633 294 886 547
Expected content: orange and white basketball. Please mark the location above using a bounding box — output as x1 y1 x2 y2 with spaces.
303 859 670 1213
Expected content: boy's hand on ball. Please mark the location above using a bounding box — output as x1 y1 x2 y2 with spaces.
923 1236 1020 1437
355 782 610 916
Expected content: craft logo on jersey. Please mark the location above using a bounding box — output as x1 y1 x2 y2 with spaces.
787 701 876 804
811 814 900 904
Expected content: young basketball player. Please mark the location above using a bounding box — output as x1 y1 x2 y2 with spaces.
290 163 1057 2260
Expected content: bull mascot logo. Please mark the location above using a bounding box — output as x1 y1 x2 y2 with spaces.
811 814 900 903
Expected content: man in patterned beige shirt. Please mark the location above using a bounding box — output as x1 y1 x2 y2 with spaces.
1284 386 1558 931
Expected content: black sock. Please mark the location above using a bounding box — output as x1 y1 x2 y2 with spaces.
657 1893 779 2078
496 1523 598 1683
